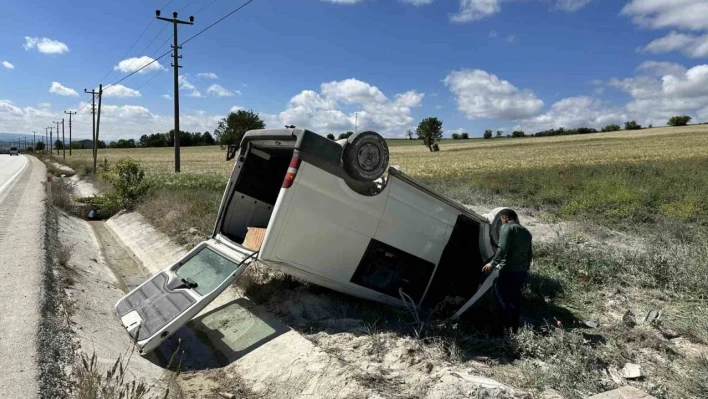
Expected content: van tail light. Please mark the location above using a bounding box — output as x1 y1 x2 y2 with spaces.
282 157 302 188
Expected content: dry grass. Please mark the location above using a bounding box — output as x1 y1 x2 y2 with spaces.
58 126 708 179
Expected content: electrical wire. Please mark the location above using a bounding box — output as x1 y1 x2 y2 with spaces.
94 0 176 85
192 0 222 16
180 0 256 47
94 0 257 97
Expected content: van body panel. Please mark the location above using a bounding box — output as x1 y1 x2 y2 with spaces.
117 128 504 354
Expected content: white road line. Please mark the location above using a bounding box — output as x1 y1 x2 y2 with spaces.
0 155 29 197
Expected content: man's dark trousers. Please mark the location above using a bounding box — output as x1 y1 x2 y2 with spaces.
494 271 528 333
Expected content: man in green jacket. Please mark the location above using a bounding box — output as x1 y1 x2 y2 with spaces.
482 208 533 334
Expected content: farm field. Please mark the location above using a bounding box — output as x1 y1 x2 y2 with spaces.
52 125 708 398
61 125 708 178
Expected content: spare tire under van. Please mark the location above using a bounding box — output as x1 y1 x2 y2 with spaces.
342 131 389 182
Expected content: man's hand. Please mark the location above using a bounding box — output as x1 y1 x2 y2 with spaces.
482 263 493 273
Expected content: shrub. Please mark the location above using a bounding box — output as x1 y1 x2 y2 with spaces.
601 124 621 132
461 132 469 139
668 115 692 127
483 130 492 139
451 133 461 140
326 133 335 140
512 130 525 138
338 132 354 140
101 158 150 208
625 121 642 130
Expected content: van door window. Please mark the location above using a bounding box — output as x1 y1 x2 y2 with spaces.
175 247 242 295
350 239 435 303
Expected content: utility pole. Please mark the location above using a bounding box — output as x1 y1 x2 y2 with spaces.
44 127 48 153
54 121 61 155
64 111 76 156
61 118 66 159
85 88 97 169
355 112 359 134
156 9 194 173
32 131 36 149
48 126 53 156
94 84 103 174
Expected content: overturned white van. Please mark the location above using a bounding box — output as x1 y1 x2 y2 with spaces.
116 128 509 353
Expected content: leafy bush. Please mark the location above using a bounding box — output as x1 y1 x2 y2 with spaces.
101 158 150 208
451 133 461 140
601 124 621 132
483 130 492 139
338 131 353 140
461 132 469 139
326 133 335 140
512 130 525 138
668 115 692 127
625 121 642 130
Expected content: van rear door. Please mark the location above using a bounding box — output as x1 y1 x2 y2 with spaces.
114 239 256 354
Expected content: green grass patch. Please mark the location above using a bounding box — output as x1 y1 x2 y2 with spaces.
422 157 708 227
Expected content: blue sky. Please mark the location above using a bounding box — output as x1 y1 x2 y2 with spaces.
2 0 708 140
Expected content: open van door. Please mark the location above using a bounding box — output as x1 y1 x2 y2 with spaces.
115 239 257 354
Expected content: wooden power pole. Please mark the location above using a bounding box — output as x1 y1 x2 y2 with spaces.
156 9 194 173
94 84 103 174
64 111 76 156
84 88 98 171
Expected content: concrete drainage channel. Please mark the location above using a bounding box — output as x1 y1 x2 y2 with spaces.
61 206 390 398
53 169 522 399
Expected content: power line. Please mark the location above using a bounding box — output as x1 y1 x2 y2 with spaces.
181 0 255 47
103 0 256 90
192 0 223 16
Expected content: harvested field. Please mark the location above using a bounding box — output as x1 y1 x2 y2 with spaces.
53 124 708 398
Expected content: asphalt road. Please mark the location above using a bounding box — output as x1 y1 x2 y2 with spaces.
0 154 45 398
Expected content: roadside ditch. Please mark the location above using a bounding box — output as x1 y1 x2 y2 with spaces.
45 162 522 398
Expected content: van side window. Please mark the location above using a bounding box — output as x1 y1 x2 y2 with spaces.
350 240 435 303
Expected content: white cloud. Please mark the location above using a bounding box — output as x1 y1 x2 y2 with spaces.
636 61 687 78
103 84 141 98
114 56 166 74
0 99 57 134
622 0 708 31
451 0 501 22
197 72 218 79
402 0 434 5
161 94 171 100
2 61 14 69
552 0 592 12
444 69 544 120
178 75 202 97
507 34 517 43
207 84 234 97
49 82 78 97
230 106 245 112
321 78 388 104
606 62 708 127
642 31 708 58
275 78 423 136
519 96 627 132
38 102 51 108
451 0 593 23
23 37 69 54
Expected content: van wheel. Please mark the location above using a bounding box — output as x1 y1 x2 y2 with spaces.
343 131 389 182
487 207 515 247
